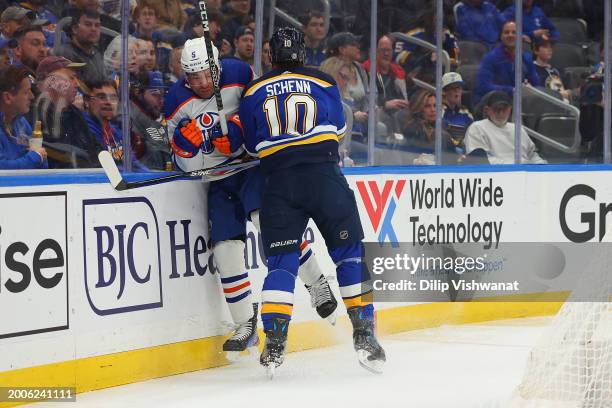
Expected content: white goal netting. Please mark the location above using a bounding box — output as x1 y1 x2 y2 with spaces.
513 251 612 408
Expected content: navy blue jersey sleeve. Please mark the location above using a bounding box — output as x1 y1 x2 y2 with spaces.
325 83 347 139
220 58 255 89
238 91 258 155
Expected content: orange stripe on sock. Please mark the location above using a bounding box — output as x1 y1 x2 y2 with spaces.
223 281 250 294
261 303 293 316
300 241 308 252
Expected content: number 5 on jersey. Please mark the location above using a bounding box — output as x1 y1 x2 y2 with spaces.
263 93 317 137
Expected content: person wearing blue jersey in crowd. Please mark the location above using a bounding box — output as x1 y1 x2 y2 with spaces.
442 72 473 153
474 20 540 104
166 37 338 361
502 0 559 43
394 7 458 83
18 0 57 47
301 11 327 68
454 0 506 49
239 27 386 376
0 65 47 169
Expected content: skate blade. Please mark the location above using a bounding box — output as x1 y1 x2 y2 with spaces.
357 350 384 374
225 346 259 363
325 309 338 326
225 351 241 363
247 346 260 360
265 365 275 380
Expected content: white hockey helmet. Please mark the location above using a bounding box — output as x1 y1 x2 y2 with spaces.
180 38 220 74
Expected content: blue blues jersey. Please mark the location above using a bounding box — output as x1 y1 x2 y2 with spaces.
239 66 346 171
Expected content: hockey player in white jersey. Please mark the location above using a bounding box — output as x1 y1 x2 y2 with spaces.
165 38 338 360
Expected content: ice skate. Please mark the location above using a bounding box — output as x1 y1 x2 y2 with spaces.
348 306 386 374
306 275 338 325
223 304 259 362
260 316 289 379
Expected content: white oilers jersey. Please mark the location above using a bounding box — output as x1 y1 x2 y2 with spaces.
164 57 255 173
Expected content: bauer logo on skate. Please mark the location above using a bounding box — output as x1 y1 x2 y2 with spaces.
356 179 406 246
82 197 163 316
0 192 68 339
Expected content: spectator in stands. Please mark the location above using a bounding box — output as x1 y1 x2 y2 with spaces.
395 89 459 164
56 9 107 85
326 32 369 123
233 26 254 66
104 35 144 80
0 6 44 42
364 35 408 112
11 25 49 75
146 0 186 32
0 65 48 169
320 56 367 134
137 38 157 71
63 0 122 44
398 89 436 151
18 0 57 47
83 79 147 170
168 45 184 84
36 56 101 168
474 20 540 104
532 37 570 102
502 0 559 42
261 39 272 73
18 1 57 25
454 0 506 49
394 7 459 83
590 41 610 79
219 0 252 48
133 1 159 40
184 7 223 43
578 78 605 162
464 90 546 163
301 11 327 68
0 38 10 69
130 71 170 170
442 72 473 152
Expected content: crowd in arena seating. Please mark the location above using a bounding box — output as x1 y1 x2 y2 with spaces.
0 0 608 170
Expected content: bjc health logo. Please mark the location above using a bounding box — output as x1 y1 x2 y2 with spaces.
356 179 406 246
82 197 162 316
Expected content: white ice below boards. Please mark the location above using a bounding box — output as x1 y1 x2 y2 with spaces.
28 317 552 408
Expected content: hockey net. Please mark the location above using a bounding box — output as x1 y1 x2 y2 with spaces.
513 253 612 408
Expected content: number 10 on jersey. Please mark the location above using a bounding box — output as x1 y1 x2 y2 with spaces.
263 93 317 137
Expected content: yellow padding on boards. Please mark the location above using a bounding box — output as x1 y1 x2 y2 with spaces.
261 303 293 316
0 299 564 408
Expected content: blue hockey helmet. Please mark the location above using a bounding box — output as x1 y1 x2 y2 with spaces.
269 27 305 65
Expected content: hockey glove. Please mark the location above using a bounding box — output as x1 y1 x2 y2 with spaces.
172 118 203 158
209 125 232 156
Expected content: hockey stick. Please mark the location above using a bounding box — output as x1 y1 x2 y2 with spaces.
98 151 259 191
197 0 229 136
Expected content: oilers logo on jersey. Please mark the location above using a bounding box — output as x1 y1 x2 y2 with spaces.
197 111 219 154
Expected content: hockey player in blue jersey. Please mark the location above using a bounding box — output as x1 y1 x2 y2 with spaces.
166 37 338 360
239 27 386 376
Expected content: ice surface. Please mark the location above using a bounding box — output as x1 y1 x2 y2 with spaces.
29 317 552 408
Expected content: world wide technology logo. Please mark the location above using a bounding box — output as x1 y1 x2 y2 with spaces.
356 179 406 246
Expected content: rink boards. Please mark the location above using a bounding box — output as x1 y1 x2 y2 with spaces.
1 164 610 405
